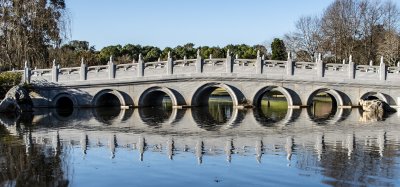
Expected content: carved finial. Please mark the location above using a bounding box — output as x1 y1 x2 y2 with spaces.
57 64 60 69
109 56 113 63
235 54 239 59
197 49 200 57
257 50 260 58
380 56 384 65
262 55 265 60
184 56 187 60
132 58 136 64
81 57 84 65
158 58 160 62
318 53 321 61
343 59 346 64
209 54 212 59
24 61 28 68
168 51 171 59
139 53 143 61
397 62 400 67
349 55 352 63
369 60 373 66
226 49 230 57
52 59 56 67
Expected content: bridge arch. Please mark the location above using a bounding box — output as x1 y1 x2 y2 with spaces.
252 86 297 107
52 92 78 108
360 91 395 105
51 92 78 118
138 86 183 107
92 89 127 107
306 88 346 107
191 82 243 106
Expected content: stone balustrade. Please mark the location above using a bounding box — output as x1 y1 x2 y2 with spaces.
19 51 400 86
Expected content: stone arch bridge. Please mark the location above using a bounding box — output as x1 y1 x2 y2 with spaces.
20 51 400 109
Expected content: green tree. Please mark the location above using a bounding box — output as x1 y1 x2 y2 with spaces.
271 38 287 60
0 0 68 69
98 45 122 64
143 47 161 62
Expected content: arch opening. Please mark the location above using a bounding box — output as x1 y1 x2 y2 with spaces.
257 89 288 122
191 87 235 127
308 91 338 121
208 88 233 123
192 83 239 107
140 90 173 109
55 96 74 117
191 83 243 127
360 92 387 103
93 93 122 121
256 90 289 123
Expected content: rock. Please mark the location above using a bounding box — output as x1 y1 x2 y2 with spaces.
0 85 32 113
359 99 396 122
359 99 396 113
359 110 383 122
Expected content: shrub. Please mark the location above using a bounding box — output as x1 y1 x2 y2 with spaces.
0 72 22 99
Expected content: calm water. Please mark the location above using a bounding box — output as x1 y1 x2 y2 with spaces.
0 97 400 186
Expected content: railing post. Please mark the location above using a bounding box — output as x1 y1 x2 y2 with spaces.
286 52 293 76
108 56 115 79
256 50 263 74
23 61 31 84
137 54 144 77
348 55 355 79
226 49 232 73
80 58 87 81
167 52 173 75
379 56 386 81
316 53 324 78
51 60 58 82
195 50 202 73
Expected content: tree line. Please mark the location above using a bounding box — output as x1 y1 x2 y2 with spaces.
49 42 270 67
284 0 400 65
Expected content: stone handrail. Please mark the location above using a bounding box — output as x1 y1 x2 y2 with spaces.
325 63 346 71
234 59 256 66
388 66 400 74
20 51 399 85
174 58 196 66
295 61 316 69
265 60 286 68
356 65 379 73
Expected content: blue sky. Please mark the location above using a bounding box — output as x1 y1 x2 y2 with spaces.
67 0 334 50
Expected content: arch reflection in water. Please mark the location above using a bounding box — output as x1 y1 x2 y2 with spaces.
191 106 245 130
93 107 133 124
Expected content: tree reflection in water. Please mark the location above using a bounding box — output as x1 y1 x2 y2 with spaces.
0 125 68 186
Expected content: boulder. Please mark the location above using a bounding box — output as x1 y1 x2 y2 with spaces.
359 99 396 113
359 99 396 122
0 85 32 113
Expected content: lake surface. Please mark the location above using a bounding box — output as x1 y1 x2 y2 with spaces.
0 97 400 186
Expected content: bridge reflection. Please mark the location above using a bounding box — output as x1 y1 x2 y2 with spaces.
0 105 400 187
